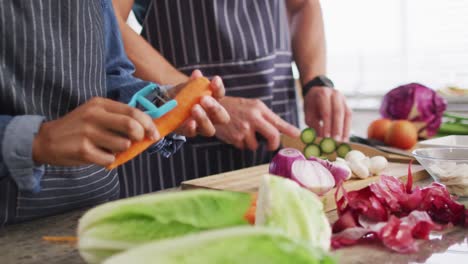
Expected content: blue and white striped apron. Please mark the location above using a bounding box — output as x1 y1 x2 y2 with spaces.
120 0 299 196
0 0 119 224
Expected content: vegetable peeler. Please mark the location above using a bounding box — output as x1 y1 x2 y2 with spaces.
128 83 177 118
107 77 212 170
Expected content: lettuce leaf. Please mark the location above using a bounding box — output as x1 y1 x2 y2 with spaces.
78 190 251 264
103 227 335 264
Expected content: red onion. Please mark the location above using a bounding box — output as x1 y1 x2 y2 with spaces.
308 157 352 183
269 148 306 178
291 160 335 195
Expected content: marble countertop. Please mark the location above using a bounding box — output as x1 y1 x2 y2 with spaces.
1 181 467 264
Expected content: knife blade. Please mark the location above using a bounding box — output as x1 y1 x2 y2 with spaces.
350 135 414 158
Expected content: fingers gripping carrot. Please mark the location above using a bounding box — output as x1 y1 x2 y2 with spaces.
107 78 212 170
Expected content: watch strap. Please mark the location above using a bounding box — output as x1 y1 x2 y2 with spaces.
302 75 335 97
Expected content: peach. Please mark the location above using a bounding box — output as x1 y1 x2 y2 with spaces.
368 118 393 142
384 120 418 150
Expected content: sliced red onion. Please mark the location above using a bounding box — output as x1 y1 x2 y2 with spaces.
308 157 352 183
291 160 335 195
268 148 306 178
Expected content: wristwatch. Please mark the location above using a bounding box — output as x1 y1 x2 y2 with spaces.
302 75 335 97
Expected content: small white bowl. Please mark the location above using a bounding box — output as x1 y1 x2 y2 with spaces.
417 135 468 148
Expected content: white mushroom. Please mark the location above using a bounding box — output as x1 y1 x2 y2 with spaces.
361 157 371 169
345 150 366 164
349 161 370 179
369 156 388 175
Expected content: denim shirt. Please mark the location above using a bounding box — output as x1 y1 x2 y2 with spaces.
0 0 184 193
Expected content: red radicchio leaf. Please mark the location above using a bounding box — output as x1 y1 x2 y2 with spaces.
400 210 442 239
406 160 413 193
335 180 348 216
370 174 423 216
332 211 439 253
370 175 406 213
346 187 388 222
332 210 359 234
419 183 466 225
331 227 378 249
379 216 417 253
331 161 468 253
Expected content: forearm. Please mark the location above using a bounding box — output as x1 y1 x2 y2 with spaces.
112 0 188 85
1 115 45 192
288 0 327 86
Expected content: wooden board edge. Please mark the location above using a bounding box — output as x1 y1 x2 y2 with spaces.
182 170 429 213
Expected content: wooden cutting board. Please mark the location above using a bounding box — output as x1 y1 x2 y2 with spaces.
182 135 428 212
181 163 428 212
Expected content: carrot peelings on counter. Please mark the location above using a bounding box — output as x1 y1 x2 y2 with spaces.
107 77 212 170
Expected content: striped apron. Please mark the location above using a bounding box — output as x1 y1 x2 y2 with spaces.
0 0 119 224
120 0 299 196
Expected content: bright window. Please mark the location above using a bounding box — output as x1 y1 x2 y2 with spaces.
322 0 468 96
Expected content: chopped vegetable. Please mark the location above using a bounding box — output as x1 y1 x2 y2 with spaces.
255 175 332 251
77 190 251 264
304 144 322 158
107 77 212 169
380 83 447 138
291 160 335 195
103 227 335 264
300 127 317 144
308 156 352 183
319 138 337 154
331 163 468 253
336 143 352 158
269 148 305 178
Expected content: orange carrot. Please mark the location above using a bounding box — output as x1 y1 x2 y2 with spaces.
42 236 78 243
107 77 212 170
244 192 258 225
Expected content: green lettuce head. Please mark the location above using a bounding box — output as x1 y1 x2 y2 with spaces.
255 175 332 251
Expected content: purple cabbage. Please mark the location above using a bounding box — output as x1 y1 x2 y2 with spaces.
380 83 447 138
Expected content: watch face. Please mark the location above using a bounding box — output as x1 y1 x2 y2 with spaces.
318 75 334 88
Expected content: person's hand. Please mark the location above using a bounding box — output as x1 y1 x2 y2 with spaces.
32 97 160 167
214 96 301 151
173 70 230 137
304 87 352 141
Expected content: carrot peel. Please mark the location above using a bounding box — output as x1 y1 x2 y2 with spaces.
42 236 77 243
244 193 258 225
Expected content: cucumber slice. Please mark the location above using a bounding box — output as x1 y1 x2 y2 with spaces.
300 128 317 144
319 138 337 154
336 143 352 158
303 144 321 158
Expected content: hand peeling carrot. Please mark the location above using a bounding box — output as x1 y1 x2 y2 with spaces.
42 236 78 243
107 77 212 170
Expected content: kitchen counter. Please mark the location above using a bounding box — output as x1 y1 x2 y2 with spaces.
1 179 467 264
